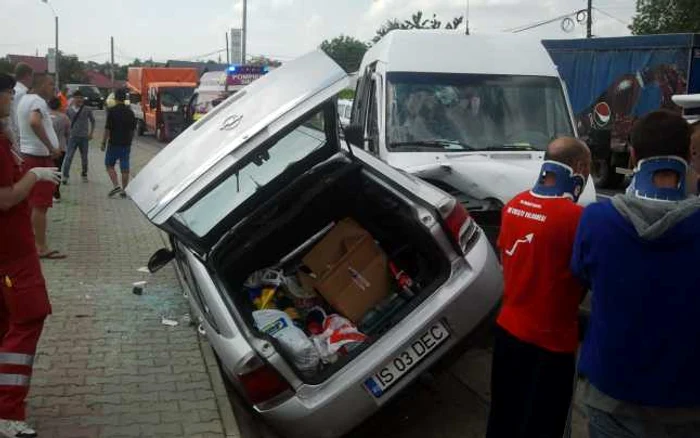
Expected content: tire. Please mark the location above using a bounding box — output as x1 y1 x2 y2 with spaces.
156 125 167 143
591 157 624 189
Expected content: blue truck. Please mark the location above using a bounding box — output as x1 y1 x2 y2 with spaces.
543 34 700 188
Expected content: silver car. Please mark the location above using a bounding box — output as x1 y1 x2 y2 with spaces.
128 50 503 438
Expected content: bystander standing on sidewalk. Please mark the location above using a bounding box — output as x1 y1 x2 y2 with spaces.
8 63 33 145
572 111 700 438
0 72 61 438
486 137 591 438
17 73 66 260
48 97 69 202
62 90 94 184
101 88 136 198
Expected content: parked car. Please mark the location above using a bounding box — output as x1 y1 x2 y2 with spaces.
337 98 353 128
127 50 503 438
65 84 104 109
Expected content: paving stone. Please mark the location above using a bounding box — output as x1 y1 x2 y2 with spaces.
27 124 226 438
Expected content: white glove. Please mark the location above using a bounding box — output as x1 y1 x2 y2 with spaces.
29 167 62 184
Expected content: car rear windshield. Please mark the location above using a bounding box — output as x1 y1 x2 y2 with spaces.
79 86 101 97
174 107 330 238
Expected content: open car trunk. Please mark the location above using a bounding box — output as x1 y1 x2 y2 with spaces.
212 156 452 384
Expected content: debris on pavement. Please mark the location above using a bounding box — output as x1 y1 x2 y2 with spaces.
133 280 147 295
161 317 179 327
137 266 150 273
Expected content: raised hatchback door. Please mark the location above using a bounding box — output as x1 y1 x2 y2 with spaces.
126 50 349 229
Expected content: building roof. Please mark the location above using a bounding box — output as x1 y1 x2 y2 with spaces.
361 30 559 77
6 55 48 73
85 70 124 89
165 60 228 75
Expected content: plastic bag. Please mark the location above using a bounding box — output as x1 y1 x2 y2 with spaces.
253 310 320 376
311 314 368 364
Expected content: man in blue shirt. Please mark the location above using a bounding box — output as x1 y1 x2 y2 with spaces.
572 110 700 438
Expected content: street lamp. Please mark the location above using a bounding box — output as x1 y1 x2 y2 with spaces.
40 0 59 90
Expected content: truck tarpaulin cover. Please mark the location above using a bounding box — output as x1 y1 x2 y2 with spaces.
127 68 199 94
543 35 693 137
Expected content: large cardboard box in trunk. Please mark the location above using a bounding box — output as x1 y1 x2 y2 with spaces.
302 218 390 323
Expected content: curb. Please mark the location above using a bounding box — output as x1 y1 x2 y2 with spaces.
158 231 242 438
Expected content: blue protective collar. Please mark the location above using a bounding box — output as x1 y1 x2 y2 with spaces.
630 156 688 202
531 161 586 202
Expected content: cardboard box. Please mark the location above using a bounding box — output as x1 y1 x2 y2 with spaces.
302 218 390 323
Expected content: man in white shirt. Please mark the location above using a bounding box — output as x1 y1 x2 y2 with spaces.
9 63 33 143
17 73 66 259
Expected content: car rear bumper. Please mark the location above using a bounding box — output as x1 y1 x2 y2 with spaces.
257 231 503 438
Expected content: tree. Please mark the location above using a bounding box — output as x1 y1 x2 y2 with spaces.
58 52 87 85
0 58 14 75
320 35 369 73
372 11 465 43
630 0 700 35
248 55 282 68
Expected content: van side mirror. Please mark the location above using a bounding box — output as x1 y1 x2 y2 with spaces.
148 248 175 273
344 124 365 147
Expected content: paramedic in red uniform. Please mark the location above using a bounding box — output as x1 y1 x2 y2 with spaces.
486 137 591 438
0 73 61 438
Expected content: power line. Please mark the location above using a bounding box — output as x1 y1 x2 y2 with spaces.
593 6 630 26
504 10 584 33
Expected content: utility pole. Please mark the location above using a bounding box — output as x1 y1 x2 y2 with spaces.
225 32 230 64
110 36 115 87
465 0 470 35
242 0 247 64
55 15 59 89
587 0 593 38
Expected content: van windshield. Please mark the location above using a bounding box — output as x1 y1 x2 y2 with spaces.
386 73 574 152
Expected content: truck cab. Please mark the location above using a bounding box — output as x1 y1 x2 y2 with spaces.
349 31 596 240
144 83 195 141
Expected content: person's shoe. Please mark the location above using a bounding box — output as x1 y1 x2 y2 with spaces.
61 178 68 186
0 419 38 437
119 189 127 199
81 175 88 183
108 187 122 198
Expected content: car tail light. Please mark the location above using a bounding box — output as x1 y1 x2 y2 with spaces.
237 355 292 405
440 198 478 254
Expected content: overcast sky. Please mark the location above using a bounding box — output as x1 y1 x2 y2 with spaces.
1 0 636 64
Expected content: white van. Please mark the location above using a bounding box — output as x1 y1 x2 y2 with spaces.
349 31 596 232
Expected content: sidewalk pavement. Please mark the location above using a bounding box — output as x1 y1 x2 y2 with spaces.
27 135 237 438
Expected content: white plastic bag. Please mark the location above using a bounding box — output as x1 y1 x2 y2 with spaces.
253 310 320 376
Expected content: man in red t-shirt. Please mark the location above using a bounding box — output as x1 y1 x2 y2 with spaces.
486 137 591 438
0 73 61 438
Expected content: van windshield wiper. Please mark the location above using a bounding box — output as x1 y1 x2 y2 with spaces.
390 140 475 151
483 144 540 152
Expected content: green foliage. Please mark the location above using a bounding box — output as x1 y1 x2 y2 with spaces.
0 58 14 75
630 0 700 35
338 88 355 100
248 55 282 67
58 52 88 85
372 11 465 43
320 35 369 73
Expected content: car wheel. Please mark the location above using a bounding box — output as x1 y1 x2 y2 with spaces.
156 125 167 142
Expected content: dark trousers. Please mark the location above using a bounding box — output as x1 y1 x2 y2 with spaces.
53 151 65 198
486 325 576 438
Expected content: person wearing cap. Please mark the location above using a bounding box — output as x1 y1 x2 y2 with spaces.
0 73 60 438
102 88 136 198
486 137 591 438
62 90 95 184
572 111 700 437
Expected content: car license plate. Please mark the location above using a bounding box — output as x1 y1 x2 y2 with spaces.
363 321 450 398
